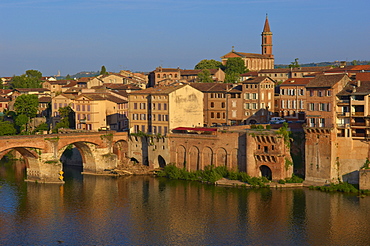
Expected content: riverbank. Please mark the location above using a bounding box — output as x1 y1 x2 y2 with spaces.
215 178 304 188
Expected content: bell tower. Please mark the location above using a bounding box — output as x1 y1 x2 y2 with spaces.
261 14 273 57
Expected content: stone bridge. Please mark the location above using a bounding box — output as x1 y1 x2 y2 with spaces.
0 131 128 183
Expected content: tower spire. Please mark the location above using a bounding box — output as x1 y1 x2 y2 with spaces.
261 14 273 57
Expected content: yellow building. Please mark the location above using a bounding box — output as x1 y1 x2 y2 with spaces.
128 85 203 134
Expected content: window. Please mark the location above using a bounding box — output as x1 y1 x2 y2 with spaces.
221 102 225 108
244 103 250 109
310 90 314 97
318 91 323 97
319 103 325 111
327 90 332 96
163 103 167 110
308 103 315 111
319 118 325 127
134 103 137 109
210 102 214 108
217 113 220 118
211 112 214 118
158 103 161 110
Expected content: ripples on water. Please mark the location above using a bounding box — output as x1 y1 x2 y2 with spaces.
0 165 370 245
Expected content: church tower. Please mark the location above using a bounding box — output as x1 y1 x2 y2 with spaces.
261 15 273 57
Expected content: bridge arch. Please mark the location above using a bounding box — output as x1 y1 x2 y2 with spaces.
113 140 129 163
0 147 43 181
57 142 97 173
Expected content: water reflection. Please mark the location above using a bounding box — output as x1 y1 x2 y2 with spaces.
0 164 370 245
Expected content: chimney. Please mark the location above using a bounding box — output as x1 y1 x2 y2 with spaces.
357 80 361 87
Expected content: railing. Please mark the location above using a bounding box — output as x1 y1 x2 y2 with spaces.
352 112 365 116
337 100 350 104
337 112 350 117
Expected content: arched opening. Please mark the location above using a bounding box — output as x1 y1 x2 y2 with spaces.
216 148 227 167
202 147 213 168
188 146 200 171
113 140 128 164
158 155 166 168
58 142 97 176
260 165 272 180
59 144 83 181
176 145 186 169
249 119 257 124
0 149 29 182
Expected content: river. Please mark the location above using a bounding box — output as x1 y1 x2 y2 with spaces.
0 163 370 245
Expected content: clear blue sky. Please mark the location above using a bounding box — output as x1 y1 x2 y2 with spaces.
1 0 369 76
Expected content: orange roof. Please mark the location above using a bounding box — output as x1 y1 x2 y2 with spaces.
280 78 312 86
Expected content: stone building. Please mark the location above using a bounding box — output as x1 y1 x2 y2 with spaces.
258 67 330 84
242 76 275 124
128 127 293 181
128 85 203 135
220 16 274 71
180 68 225 82
189 83 243 126
148 67 182 87
277 78 311 120
305 74 351 128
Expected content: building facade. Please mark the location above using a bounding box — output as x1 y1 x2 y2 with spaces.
128 85 203 134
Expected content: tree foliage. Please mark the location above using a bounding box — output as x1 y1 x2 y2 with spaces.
0 121 16 136
224 57 248 83
15 114 29 133
288 58 300 68
14 94 39 118
10 70 42 88
194 59 223 70
197 69 214 83
100 65 108 75
54 106 74 132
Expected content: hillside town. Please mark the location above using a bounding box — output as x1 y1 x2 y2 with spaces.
1 16 370 188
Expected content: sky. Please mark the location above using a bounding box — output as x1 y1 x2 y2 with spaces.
1 0 369 76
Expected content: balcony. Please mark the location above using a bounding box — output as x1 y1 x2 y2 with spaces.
352 112 365 117
337 112 350 117
337 99 350 105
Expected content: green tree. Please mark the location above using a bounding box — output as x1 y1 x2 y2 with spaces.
352 60 358 66
25 69 42 79
195 59 223 70
15 114 29 133
197 69 214 83
54 106 74 132
0 121 16 136
11 69 43 88
14 94 39 118
288 58 300 68
100 65 108 75
66 74 72 80
224 57 248 83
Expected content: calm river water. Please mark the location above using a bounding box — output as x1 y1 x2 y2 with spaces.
1 163 370 245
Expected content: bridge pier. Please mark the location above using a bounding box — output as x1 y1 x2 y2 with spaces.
26 153 64 184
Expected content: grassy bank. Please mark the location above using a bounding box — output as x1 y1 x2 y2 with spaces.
157 165 275 188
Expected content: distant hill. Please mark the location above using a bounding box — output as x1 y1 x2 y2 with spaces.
275 60 370 69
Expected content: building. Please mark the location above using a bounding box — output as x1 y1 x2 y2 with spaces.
242 76 275 124
220 16 274 71
336 75 370 138
148 67 182 87
190 83 243 126
180 68 225 82
278 78 312 120
128 85 203 134
258 66 331 84
305 74 351 128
